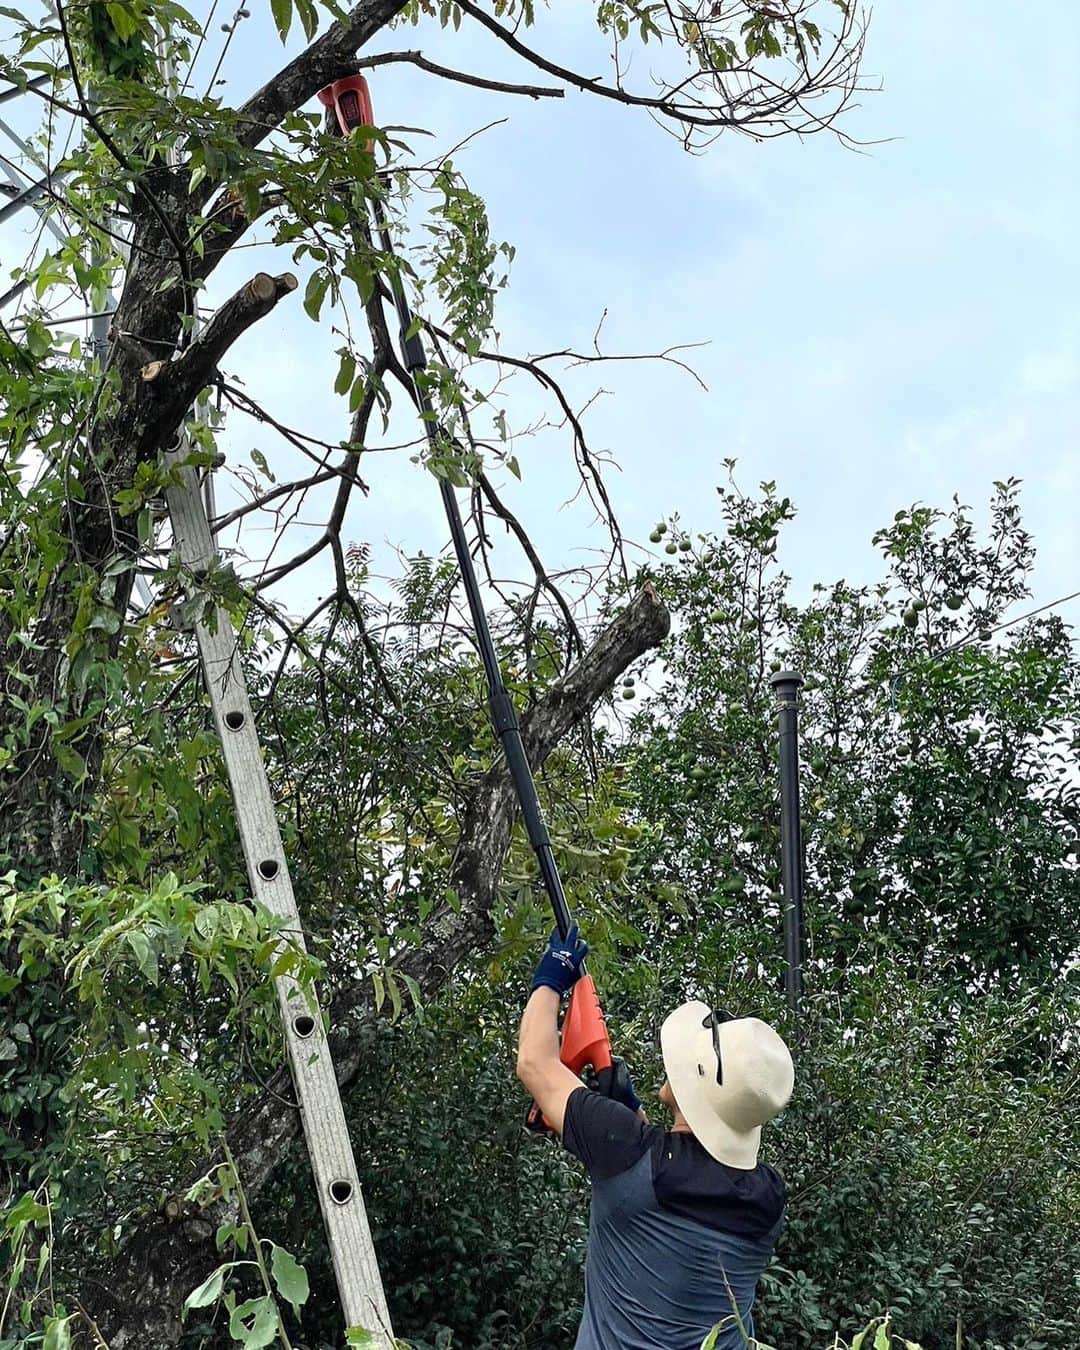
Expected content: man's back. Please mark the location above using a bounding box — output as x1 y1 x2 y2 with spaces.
562 1089 785 1350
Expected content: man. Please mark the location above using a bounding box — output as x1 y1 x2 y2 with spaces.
517 926 794 1350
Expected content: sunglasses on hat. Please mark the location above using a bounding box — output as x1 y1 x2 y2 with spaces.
702 1008 735 1085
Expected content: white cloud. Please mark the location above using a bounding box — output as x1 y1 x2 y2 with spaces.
1020 348 1080 396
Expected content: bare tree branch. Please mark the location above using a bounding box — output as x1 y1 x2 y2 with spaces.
356 49 564 100
455 0 867 144
137 272 298 449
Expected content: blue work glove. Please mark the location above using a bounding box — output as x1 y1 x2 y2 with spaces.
587 1058 642 1114
607 1058 642 1115
531 924 588 997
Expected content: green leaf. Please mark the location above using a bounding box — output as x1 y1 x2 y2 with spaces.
269 1242 310 1314
4 1193 48 1228
874 1321 892 1350
182 1265 228 1315
346 1330 379 1348
229 1295 279 1348
303 269 329 321
25 321 51 358
126 929 159 985
52 740 87 783
250 448 275 481
105 2 140 39
87 607 122 635
270 0 292 41
42 1315 73 1350
294 0 317 38
335 351 357 396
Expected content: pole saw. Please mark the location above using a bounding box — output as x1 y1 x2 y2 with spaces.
319 74 618 1130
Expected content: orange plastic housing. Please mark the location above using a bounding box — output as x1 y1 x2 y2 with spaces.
560 975 613 1075
317 74 375 144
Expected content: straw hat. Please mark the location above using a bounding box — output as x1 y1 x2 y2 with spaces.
660 1000 794 1169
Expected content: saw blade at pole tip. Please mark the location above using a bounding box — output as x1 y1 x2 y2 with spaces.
318 74 375 145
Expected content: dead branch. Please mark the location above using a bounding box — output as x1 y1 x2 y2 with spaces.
356 50 564 100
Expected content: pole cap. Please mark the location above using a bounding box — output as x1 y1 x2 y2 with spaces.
769 669 804 693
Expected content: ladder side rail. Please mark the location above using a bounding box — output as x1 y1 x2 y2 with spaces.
165 445 394 1346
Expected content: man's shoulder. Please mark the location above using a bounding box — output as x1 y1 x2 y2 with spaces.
562 1087 662 1180
654 1134 786 1239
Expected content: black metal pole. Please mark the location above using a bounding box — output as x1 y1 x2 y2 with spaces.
369 189 574 941
770 670 805 1015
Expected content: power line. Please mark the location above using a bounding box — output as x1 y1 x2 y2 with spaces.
935 586 1080 661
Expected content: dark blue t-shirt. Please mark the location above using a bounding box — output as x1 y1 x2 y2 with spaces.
562 1088 785 1350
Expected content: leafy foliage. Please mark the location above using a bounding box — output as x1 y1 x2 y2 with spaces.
0 0 1071 1343
5 481 1080 1348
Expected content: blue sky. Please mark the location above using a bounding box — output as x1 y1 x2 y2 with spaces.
4 2 1079 625
210 0 1080 622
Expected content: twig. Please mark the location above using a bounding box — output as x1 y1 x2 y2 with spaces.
356 50 563 100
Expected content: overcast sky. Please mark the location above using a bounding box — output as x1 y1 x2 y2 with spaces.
5 3 1079 626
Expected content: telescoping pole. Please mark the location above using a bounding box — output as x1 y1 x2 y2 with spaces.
318 79 609 1087
770 670 805 1016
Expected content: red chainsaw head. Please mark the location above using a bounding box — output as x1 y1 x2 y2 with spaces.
318 74 374 145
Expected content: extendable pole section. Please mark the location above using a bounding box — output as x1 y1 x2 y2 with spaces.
320 76 612 1090
770 671 805 1016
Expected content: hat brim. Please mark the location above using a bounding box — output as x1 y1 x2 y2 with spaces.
660 1000 761 1170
